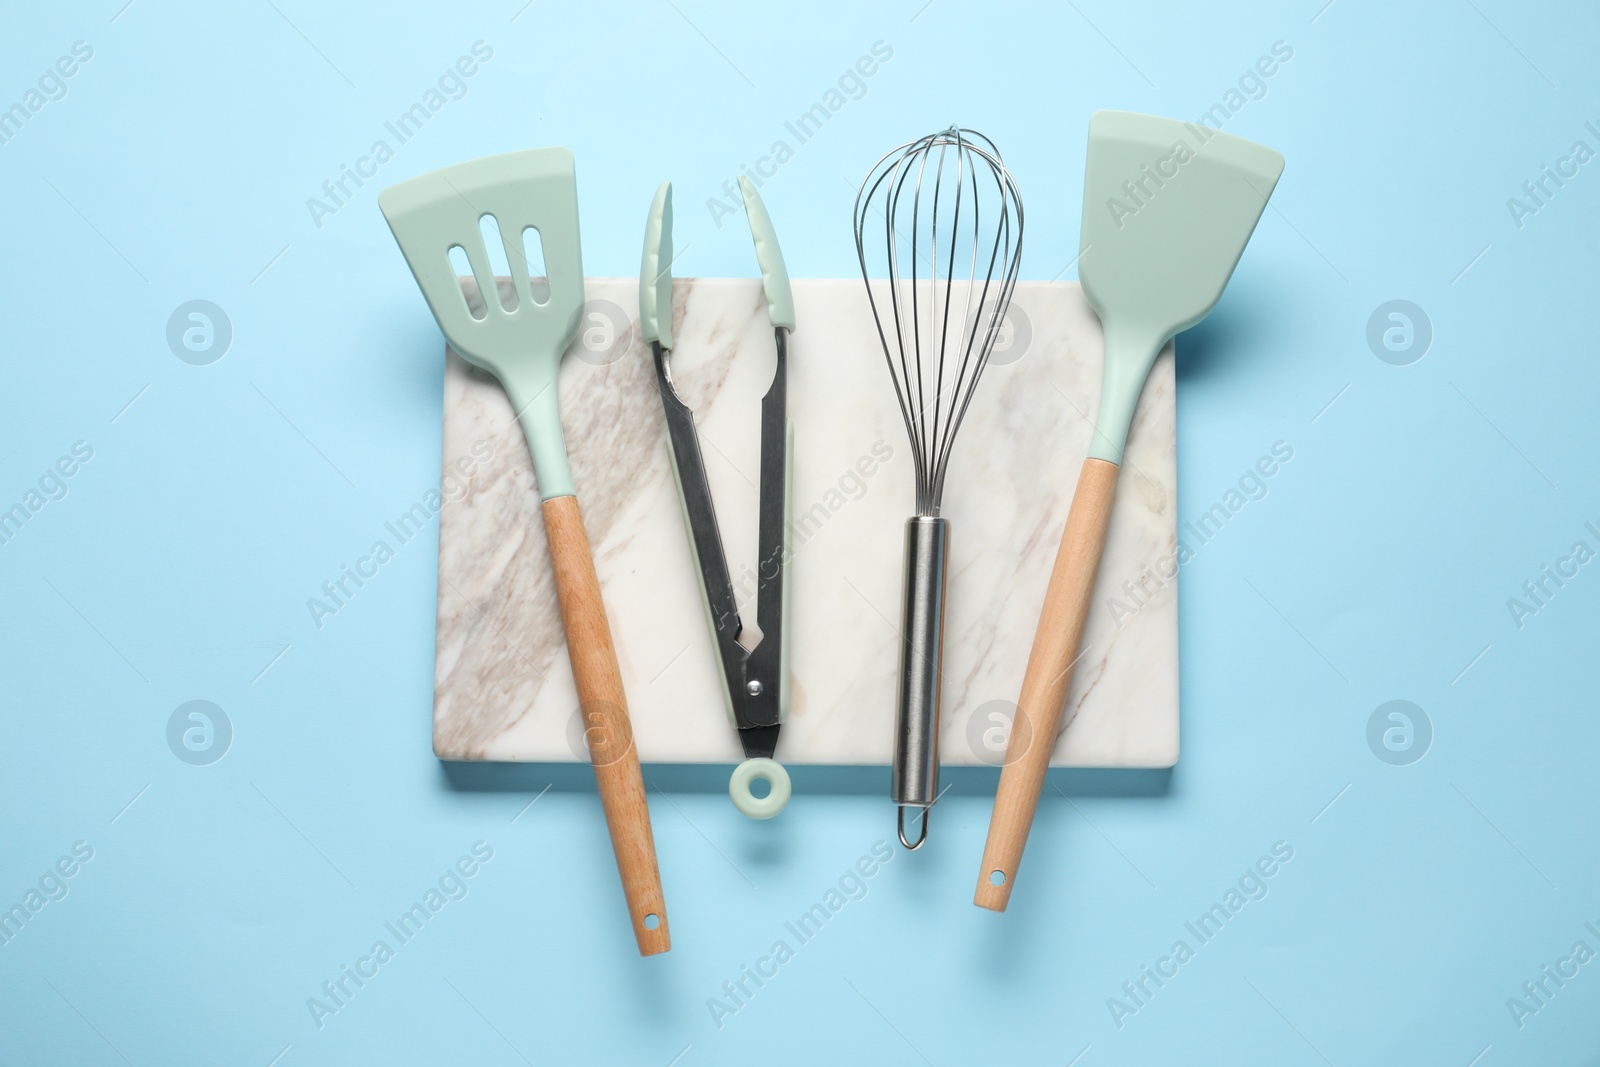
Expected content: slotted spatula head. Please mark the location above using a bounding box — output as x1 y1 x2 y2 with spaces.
379 147 585 497
1078 111 1284 462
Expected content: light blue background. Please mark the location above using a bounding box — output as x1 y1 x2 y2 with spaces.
3 1 1598 1063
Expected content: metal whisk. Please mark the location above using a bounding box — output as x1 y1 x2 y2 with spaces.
853 127 1024 849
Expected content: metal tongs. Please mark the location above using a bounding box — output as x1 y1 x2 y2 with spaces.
639 178 795 819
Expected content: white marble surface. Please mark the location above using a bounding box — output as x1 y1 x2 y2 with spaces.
433 278 1178 768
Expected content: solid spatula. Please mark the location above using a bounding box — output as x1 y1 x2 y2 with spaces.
975 112 1284 911
379 148 670 955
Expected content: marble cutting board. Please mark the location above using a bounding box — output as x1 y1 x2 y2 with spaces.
433 278 1178 769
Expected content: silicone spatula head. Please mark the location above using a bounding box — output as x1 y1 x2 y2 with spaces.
379 147 585 497
1078 111 1284 462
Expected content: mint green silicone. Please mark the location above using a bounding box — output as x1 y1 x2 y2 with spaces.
1078 111 1283 464
639 181 673 349
737 176 795 331
379 147 586 500
729 758 791 819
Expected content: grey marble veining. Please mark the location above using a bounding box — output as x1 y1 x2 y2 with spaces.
433 278 1178 768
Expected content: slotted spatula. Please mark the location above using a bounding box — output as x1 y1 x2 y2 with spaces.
379 148 670 955
975 112 1284 911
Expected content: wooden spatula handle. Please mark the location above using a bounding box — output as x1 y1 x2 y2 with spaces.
975 458 1120 911
541 494 670 955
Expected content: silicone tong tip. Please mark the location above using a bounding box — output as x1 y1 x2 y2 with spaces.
736 176 795 332
639 180 674 349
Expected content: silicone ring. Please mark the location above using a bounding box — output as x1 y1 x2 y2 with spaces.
729 758 791 819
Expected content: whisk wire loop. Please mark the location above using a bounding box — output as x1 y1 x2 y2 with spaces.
853 127 1024 516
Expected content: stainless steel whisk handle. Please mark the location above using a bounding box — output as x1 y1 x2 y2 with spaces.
892 515 950 849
